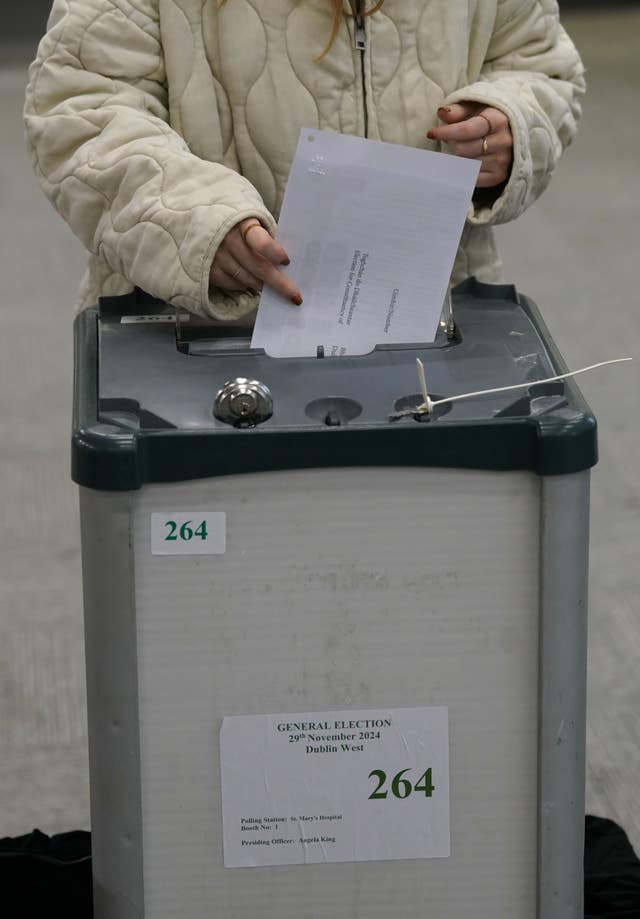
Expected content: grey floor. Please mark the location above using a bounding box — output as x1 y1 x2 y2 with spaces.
1 9 639 856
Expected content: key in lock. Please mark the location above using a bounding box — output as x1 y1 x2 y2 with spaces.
214 378 273 427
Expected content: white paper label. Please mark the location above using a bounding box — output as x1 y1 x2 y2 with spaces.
220 706 449 868
151 512 226 555
121 314 189 324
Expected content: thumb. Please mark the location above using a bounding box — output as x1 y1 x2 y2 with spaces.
437 101 479 124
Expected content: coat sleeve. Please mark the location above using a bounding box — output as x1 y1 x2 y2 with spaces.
24 0 276 316
443 0 586 226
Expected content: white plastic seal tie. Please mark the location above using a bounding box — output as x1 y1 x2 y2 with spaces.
415 358 434 414
390 357 633 420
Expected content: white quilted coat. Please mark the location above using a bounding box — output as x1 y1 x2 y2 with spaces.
25 0 585 320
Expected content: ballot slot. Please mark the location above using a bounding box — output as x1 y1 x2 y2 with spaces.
175 305 461 357
183 333 455 358
176 285 461 357
175 311 254 355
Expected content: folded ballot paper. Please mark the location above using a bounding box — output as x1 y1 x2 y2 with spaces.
251 129 479 358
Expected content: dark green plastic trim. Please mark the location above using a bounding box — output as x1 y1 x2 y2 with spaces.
72 283 598 491
72 307 141 490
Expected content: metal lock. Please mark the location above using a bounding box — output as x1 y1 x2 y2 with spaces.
213 378 273 427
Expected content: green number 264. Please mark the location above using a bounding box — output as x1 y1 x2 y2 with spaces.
164 520 208 542
368 767 434 800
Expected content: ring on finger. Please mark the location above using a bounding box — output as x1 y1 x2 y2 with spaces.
232 265 244 280
478 114 492 136
241 220 262 245
482 136 489 155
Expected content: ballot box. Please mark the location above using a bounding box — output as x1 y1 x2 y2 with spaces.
74 278 596 919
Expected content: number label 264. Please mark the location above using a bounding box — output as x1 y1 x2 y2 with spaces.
150 512 226 556
164 519 208 542
368 767 434 800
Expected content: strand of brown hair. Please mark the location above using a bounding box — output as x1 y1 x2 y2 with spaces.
320 1 385 59
217 1 385 60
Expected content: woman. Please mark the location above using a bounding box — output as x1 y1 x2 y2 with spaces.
25 0 585 319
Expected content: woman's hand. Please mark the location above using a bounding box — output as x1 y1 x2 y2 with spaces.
427 102 513 188
210 218 303 305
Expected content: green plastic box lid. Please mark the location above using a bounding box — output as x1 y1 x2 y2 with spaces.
72 278 597 491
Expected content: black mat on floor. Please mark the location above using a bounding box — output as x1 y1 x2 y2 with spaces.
0 829 92 918
2 817 639 918
585 817 640 918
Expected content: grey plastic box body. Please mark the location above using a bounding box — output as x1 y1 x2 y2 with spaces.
73 280 597 919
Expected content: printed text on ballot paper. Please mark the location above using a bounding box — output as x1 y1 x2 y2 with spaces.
250 130 478 358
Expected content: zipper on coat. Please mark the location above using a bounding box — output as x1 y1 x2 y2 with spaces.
353 12 366 51
350 0 368 137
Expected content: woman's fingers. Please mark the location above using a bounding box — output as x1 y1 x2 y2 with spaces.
427 103 513 189
227 220 302 304
428 113 487 144
240 223 290 266
445 131 512 184
214 248 262 293
254 256 303 305
212 266 252 292
476 167 510 188
444 127 511 158
427 107 509 144
433 101 479 124
470 148 511 186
